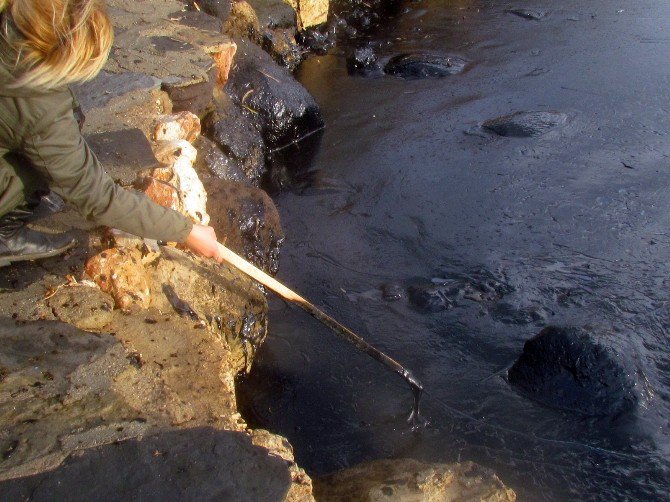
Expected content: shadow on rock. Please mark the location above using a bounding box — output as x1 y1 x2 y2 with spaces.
0 428 292 502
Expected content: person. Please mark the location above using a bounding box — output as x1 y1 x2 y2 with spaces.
0 0 225 267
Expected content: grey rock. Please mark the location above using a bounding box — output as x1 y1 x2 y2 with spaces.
508 326 640 416
85 128 159 185
161 66 218 115
191 0 233 23
170 9 224 33
71 71 161 113
483 111 568 137
384 53 467 78
247 0 297 29
0 428 293 502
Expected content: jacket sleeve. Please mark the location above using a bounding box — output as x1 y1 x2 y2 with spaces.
19 93 193 242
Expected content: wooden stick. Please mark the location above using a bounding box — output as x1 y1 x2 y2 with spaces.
215 243 424 402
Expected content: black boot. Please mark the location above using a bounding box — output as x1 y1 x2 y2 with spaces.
0 209 76 267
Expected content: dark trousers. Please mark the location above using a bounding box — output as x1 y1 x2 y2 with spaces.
0 153 49 218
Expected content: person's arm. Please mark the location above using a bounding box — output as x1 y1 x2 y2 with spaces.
20 91 193 242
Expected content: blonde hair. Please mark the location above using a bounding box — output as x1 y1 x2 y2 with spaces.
0 0 113 90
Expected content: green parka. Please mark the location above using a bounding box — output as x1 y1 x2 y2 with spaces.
0 29 192 243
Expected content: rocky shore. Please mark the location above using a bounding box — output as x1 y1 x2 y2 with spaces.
0 0 516 499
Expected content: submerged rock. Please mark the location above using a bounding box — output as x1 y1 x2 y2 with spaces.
314 458 516 501
506 8 549 20
384 53 467 78
347 46 380 75
380 283 404 302
483 111 568 137
205 179 284 275
409 268 512 312
508 326 640 416
226 38 324 149
408 284 457 312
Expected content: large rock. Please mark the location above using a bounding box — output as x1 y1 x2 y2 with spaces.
72 71 171 138
204 179 285 276
85 128 160 185
151 247 269 373
106 0 237 115
226 37 324 149
202 89 266 184
285 0 328 29
508 326 640 416
191 0 233 23
0 428 295 501
193 136 250 183
314 459 516 501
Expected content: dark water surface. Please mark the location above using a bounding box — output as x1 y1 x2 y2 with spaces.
238 1 670 499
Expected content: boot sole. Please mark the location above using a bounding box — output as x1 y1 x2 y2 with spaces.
0 239 77 267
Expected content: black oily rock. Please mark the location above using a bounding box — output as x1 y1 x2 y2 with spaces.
347 46 380 74
193 136 249 184
384 53 467 78
408 284 457 312
202 93 266 183
226 37 324 148
483 111 568 137
508 326 639 416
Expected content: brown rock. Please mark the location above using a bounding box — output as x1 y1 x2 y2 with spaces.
224 0 262 42
152 111 201 144
209 41 238 85
286 0 329 30
204 179 284 275
47 287 114 331
85 248 152 311
161 68 218 116
151 247 268 374
139 177 181 215
314 459 516 502
251 429 314 501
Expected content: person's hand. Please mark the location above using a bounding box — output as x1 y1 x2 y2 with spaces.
183 224 224 262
